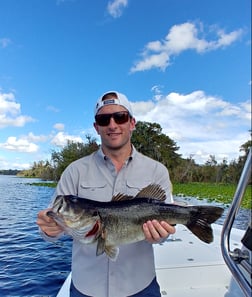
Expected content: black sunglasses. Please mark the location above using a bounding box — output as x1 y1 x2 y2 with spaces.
95 111 130 126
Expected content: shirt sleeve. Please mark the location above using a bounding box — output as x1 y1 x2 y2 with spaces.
39 228 64 242
153 162 173 203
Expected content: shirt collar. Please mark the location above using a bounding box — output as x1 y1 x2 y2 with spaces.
96 146 135 162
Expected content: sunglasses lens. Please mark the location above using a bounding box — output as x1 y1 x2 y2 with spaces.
95 114 111 126
95 112 129 126
113 112 129 124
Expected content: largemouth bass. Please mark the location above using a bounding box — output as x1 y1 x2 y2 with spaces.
47 184 224 260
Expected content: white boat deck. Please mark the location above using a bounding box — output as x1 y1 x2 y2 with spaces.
154 224 244 296
57 223 246 297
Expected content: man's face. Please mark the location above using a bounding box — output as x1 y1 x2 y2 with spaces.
94 104 135 151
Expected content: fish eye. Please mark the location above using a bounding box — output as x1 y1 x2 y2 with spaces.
67 196 78 203
92 211 98 217
71 197 78 203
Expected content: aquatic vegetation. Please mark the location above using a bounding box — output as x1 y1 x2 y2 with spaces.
28 182 57 188
173 183 251 209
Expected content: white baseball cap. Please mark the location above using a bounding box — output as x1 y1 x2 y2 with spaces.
94 91 133 116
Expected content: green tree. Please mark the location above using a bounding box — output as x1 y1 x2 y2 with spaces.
239 139 252 161
172 156 200 183
216 158 229 183
131 121 181 176
51 136 99 181
225 141 252 184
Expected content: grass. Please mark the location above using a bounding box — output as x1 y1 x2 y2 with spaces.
173 182 251 209
29 181 252 209
28 182 57 188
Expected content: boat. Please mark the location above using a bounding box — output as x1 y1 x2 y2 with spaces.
57 149 252 297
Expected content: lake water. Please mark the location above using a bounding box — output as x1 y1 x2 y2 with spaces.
0 175 71 297
0 175 250 297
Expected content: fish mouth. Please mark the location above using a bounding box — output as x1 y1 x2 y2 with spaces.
47 210 90 229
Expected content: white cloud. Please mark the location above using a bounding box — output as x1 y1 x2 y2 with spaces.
0 155 31 170
179 133 249 164
54 123 65 130
0 92 19 114
0 38 11 48
0 91 35 128
131 90 251 164
0 136 39 153
47 105 60 113
130 22 244 72
239 101 252 121
132 52 169 72
51 131 83 147
132 100 155 116
24 132 48 143
107 0 128 18
215 29 243 47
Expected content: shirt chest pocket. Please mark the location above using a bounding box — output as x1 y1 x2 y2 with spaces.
79 182 111 201
125 179 152 196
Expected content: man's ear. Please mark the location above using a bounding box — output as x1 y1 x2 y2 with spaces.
130 117 136 132
94 122 100 135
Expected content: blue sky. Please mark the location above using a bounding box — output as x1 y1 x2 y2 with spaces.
0 0 251 170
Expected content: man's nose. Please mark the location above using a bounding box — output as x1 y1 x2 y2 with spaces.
107 117 117 127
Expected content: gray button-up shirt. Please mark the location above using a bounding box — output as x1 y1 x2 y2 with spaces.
47 147 173 297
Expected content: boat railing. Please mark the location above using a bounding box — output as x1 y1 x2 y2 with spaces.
221 147 252 297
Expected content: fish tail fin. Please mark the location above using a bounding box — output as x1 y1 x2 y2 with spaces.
186 206 224 243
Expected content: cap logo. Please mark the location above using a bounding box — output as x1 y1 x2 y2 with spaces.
103 99 117 105
96 98 120 111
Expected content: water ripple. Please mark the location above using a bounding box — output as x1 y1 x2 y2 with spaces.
0 176 71 297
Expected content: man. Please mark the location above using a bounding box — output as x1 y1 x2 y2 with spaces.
37 91 175 297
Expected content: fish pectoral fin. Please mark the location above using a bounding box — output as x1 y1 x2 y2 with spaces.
96 238 119 261
96 237 106 256
105 245 119 261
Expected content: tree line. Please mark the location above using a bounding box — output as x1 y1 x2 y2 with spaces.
17 121 251 184
0 169 21 175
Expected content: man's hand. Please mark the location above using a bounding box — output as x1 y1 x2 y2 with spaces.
37 209 64 237
143 220 175 244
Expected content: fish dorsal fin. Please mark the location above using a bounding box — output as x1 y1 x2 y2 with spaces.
111 193 134 201
135 184 166 201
